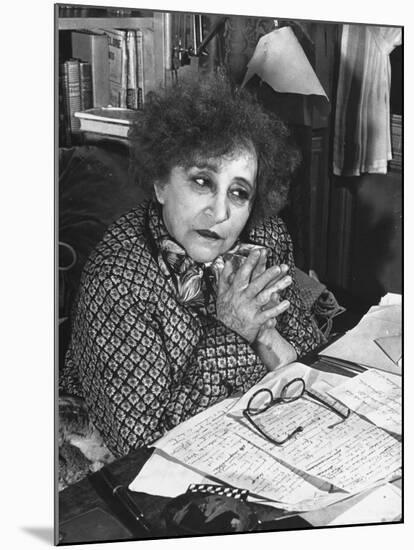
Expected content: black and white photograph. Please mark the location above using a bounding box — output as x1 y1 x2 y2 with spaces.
3 1 408 548
55 1 403 545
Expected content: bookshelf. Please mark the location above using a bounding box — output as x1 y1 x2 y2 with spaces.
57 7 171 146
58 17 154 30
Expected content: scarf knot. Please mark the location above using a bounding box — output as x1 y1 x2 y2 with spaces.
157 237 266 308
158 238 222 307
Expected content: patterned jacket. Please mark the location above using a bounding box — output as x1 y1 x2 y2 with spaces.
62 200 322 457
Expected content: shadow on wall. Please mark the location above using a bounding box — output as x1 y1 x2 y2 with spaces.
348 171 402 302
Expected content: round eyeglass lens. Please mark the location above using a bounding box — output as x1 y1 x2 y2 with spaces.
247 388 273 415
280 378 305 402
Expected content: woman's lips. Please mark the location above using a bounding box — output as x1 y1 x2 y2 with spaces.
196 229 222 241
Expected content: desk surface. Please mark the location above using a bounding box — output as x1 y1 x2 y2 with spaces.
59 445 313 544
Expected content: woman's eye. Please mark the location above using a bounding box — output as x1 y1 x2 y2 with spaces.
231 188 250 202
193 177 210 188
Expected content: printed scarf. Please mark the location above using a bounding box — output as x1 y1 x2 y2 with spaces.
157 238 265 307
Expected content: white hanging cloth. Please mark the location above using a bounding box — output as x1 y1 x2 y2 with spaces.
333 25 402 176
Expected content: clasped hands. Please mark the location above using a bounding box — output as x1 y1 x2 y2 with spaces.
216 248 292 344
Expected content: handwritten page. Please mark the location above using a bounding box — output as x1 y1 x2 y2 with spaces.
326 370 401 436
129 447 352 513
155 398 332 507
231 384 401 494
146 361 400 509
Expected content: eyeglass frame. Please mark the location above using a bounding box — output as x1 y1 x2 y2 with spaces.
242 377 351 446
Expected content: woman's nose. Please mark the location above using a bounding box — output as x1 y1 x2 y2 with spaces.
207 194 230 224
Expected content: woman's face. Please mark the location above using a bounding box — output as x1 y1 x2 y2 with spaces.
154 148 257 263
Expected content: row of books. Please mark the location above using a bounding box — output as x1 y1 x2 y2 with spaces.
59 27 153 145
59 59 93 136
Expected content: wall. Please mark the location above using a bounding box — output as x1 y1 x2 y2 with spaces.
327 169 402 305
349 170 402 298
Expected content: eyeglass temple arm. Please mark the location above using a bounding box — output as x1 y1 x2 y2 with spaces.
305 389 350 419
242 411 303 445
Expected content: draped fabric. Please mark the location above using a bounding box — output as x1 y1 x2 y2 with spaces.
333 25 402 176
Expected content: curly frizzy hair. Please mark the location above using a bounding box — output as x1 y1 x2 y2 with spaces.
129 74 301 221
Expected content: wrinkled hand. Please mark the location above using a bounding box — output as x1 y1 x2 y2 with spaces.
216 249 292 344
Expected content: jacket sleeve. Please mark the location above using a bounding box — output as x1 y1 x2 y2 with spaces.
68 265 267 457
264 218 324 357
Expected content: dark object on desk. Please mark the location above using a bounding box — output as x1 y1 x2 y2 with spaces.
59 507 132 544
315 356 367 377
163 491 312 536
163 492 258 535
187 483 249 500
91 467 153 538
257 514 313 531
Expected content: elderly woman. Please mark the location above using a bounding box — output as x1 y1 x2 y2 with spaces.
61 75 322 458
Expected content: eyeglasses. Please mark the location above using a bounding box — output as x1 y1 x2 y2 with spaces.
242 377 350 446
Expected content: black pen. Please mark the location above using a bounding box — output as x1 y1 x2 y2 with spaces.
97 467 153 536
318 355 367 374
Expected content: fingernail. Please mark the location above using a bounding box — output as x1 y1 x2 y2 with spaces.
282 275 292 287
280 300 290 309
280 264 289 273
274 276 291 292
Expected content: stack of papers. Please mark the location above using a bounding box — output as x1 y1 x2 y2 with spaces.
130 361 401 521
320 293 402 374
327 369 401 436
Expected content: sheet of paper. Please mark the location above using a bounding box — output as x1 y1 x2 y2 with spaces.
326 370 401 436
134 361 400 511
304 483 401 526
365 304 402 325
321 303 401 374
129 447 351 513
154 396 333 507
375 335 402 364
379 293 402 306
231 378 401 494
227 362 347 412
129 448 208 496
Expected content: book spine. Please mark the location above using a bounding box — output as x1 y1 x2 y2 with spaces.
71 32 110 108
106 29 128 108
79 62 93 110
78 118 131 138
135 29 144 108
119 32 128 108
62 59 81 134
58 69 71 146
141 27 155 102
126 30 139 110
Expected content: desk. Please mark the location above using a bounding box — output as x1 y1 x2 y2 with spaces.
58 349 401 544
59 445 320 544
